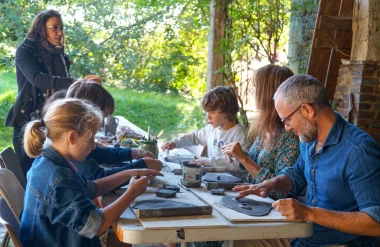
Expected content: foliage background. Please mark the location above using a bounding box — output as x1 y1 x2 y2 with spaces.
1 0 211 95
0 0 293 148
0 72 205 150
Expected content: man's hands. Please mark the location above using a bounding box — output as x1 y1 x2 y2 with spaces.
233 181 272 199
272 198 312 222
131 148 155 159
160 141 176 151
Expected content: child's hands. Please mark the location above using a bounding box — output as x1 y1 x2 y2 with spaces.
142 158 163 171
127 176 149 198
189 158 206 166
160 141 176 151
131 148 155 159
129 169 164 178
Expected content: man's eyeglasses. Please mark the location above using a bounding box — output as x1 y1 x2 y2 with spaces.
281 103 314 127
46 25 64 33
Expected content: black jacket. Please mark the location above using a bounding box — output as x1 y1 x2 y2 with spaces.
5 39 73 128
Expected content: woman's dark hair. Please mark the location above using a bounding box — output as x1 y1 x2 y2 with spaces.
201 86 239 123
44 89 67 106
26 9 63 43
66 79 115 116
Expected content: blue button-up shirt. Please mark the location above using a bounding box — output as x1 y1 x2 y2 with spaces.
281 113 380 247
20 146 103 247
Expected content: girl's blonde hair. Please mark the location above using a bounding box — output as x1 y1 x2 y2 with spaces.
23 98 103 158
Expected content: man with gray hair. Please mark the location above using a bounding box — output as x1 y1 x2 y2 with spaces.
233 74 380 246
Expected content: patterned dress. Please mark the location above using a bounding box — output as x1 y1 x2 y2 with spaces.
240 129 300 200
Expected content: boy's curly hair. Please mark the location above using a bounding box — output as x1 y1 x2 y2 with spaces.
201 86 239 123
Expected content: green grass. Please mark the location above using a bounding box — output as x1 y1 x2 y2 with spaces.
0 72 205 150
0 72 17 150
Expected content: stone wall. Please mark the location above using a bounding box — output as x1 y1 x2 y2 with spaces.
334 61 380 143
288 0 319 74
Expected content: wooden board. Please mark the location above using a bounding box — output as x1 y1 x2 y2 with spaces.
137 211 228 229
129 186 228 229
190 186 288 222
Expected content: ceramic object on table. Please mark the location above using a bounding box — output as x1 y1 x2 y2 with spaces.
181 161 204 188
104 116 119 136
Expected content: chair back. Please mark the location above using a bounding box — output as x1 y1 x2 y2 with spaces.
0 168 25 223
0 157 4 168
3 222 23 247
0 147 26 189
0 197 20 240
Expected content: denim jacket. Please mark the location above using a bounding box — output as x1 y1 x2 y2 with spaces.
20 146 103 247
281 113 380 247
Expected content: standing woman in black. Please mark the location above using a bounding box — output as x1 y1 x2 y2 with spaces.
5 9 74 177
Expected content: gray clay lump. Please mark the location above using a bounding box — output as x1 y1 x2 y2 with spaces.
219 196 272 216
156 189 176 198
163 184 180 192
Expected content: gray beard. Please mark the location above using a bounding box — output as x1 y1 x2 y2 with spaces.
299 117 318 143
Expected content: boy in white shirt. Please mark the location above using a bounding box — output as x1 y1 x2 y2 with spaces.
161 86 252 174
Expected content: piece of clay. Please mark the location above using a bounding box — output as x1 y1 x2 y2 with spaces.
163 184 180 192
211 188 225 195
219 196 272 216
156 189 176 198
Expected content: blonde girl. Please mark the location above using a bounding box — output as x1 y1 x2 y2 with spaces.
20 98 162 247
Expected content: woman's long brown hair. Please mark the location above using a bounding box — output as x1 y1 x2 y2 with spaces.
249 65 294 147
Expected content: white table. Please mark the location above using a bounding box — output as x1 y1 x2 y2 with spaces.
101 116 313 244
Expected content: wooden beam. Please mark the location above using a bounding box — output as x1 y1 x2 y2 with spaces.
319 16 352 30
315 37 352 49
351 0 380 61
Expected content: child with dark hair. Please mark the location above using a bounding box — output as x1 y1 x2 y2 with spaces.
65 79 162 181
161 86 251 173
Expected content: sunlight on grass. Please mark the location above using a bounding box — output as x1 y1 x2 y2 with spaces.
0 72 205 149
0 72 17 150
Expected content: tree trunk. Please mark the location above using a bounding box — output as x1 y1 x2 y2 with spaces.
206 0 227 91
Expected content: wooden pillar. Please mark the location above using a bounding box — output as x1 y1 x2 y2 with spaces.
206 0 227 91
351 0 380 61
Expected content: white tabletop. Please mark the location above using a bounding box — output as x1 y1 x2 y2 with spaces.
102 169 312 244
101 116 313 244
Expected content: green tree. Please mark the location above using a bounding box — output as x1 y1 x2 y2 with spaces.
0 0 210 94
